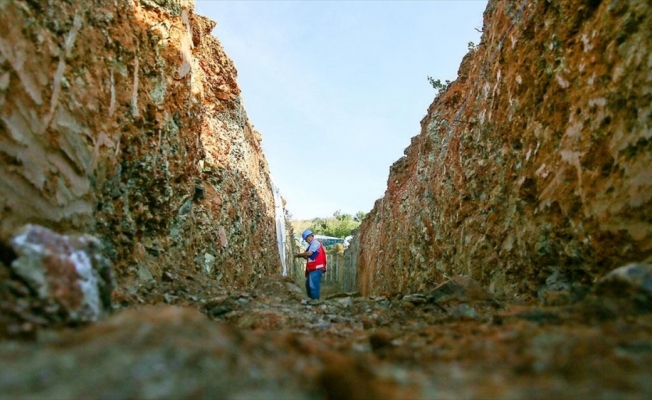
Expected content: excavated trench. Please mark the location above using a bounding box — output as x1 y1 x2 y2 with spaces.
1 0 652 398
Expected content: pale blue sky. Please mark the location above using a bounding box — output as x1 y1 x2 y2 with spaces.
195 0 488 220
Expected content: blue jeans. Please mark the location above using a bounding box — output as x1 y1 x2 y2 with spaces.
305 270 324 299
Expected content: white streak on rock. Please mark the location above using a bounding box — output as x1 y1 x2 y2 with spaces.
581 34 593 53
588 98 606 107
132 57 139 117
556 74 569 88
109 69 116 116
65 14 83 57
87 132 116 174
71 249 102 320
0 37 43 105
177 9 193 78
0 72 9 90
560 150 585 201
44 14 83 130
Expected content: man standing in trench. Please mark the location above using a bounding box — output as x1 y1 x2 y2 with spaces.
294 229 327 300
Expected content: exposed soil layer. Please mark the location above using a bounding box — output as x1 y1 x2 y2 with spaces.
0 0 289 297
351 0 652 298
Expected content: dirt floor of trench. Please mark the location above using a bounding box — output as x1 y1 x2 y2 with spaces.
1 272 652 400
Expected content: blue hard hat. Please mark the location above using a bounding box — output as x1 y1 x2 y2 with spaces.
301 229 313 240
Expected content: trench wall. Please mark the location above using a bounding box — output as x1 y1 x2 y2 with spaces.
0 0 285 292
352 0 652 297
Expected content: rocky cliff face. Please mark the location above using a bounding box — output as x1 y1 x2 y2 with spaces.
353 0 652 298
0 0 283 297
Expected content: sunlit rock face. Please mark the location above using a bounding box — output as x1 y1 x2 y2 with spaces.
353 0 652 298
0 0 282 293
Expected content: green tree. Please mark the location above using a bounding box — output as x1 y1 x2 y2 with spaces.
427 76 452 96
307 210 364 238
310 217 327 232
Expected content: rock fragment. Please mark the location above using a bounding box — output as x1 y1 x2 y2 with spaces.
594 263 652 310
428 276 491 304
1 225 115 337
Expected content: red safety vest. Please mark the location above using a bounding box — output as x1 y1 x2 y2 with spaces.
306 241 327 273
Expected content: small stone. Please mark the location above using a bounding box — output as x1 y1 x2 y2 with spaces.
401 294 427 305
368 330 394 355
428 277 472 304
537 269 571 305
162 271 175 282
178 200 192 215
336 297 353 308
209 305 233 317
450 304 479 320
595 263 652 309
